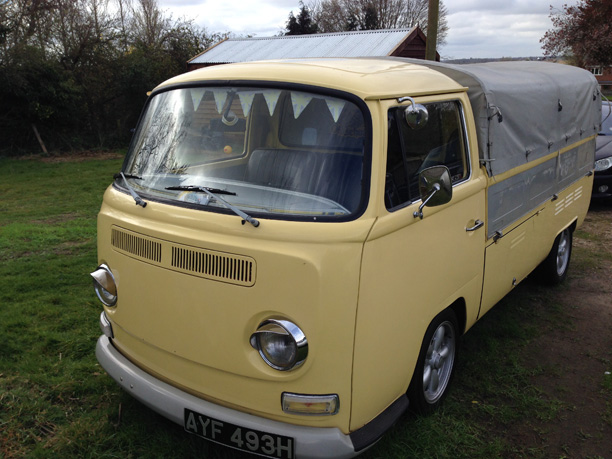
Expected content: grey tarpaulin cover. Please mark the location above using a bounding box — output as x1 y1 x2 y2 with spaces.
392 59 602 177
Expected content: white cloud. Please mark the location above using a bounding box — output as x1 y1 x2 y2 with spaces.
160 0 296 36
441 1 573 59
160 0 579 58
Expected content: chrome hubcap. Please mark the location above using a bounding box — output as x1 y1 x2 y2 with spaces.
556 230 570 276
422 321 456 404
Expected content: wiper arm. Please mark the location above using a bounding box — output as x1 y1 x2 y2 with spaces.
114 173 142 180
115 172 147 207
165 185 259 228
165 185 236 196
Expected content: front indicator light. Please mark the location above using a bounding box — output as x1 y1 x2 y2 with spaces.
90 264 117 306
282 393 339 416
250 319 308 371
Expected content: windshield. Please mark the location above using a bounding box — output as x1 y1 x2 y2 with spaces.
122 86 368 221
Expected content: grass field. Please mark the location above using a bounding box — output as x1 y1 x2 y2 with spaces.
1 155 610 458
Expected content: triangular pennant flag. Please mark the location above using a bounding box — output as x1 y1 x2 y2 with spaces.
325 99 346 123
291 92 313 119
211 89 228 114
263 90 281 116
238 91 257 118
190 88 206 111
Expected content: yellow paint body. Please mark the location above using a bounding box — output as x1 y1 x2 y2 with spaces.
95 58 595 439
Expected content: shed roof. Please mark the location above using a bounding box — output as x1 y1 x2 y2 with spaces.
189 28 419 65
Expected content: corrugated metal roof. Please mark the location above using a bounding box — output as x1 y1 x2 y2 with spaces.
189 28 416 64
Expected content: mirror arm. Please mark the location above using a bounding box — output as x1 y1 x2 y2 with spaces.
413 183 441 219
397 96 415 106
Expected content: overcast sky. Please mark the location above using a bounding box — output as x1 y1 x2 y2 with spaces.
158 0 578 60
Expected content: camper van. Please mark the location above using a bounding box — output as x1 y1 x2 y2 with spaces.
91 58 600 458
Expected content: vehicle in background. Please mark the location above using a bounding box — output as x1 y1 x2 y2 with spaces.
594 100 612 200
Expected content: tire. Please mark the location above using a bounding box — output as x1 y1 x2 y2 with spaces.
537 227 573 285
407 309 459 415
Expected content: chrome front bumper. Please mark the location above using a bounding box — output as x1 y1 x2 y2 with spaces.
96 335 359 458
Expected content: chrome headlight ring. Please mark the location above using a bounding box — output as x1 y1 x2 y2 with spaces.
250 319 308 371
90 264 117 307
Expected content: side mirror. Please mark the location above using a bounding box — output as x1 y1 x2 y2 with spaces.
404 103 429 129
413 166 452 219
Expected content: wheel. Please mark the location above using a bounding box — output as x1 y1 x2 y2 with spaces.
537 227 573 285
408 309 458 415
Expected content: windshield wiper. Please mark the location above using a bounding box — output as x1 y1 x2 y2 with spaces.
165 185 259 227
114 172 147 207
114 173 142 180
165 185 236 196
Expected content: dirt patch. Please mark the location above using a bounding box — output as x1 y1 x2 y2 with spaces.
510 201 612 457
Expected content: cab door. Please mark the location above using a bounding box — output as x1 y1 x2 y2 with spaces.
350 96 487 430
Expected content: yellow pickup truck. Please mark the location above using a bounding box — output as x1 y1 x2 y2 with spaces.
91 57 600 458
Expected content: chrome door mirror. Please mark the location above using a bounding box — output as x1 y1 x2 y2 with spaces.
414 166 452 219
404 103 429 130
397 96 429 129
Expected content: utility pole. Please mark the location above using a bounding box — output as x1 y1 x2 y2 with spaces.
425 0 439 61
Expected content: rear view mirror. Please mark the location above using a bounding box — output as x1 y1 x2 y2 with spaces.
414 166 452 219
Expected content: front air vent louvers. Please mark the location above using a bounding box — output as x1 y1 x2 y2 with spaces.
110 226 256 286
171 246 255 286
111 228 162 263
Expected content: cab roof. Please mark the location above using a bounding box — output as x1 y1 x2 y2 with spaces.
156 58 465 100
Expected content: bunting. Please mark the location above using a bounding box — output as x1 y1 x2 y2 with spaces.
325 99 346 123
190 88 206 111
263 90 281 116
192 88 346 123
291 92 313 119
211 89 228 114
238 91 258 118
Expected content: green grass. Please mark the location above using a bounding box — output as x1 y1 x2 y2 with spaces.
0 155 608 458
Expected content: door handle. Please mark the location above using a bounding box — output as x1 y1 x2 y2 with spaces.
466 219 484 232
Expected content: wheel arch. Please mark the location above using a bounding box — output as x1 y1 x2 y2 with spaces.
448 297 467 335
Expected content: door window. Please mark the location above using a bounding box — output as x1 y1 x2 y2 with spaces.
385 100 469 210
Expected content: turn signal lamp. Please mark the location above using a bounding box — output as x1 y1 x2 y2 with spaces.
281 393 339 416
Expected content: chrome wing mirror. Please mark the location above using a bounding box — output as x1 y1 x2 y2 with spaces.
398 96 429 130
414 166 452 219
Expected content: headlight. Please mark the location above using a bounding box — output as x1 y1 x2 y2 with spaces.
90 264 117 306
595 157 612 172
250 319 308 371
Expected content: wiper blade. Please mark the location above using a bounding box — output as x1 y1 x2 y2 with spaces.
165 185 236 196
165 185 259 227
114 173 142 180
115 172 147 207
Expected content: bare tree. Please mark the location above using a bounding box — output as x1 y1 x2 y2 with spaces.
0 0 218 153
309 0 448 47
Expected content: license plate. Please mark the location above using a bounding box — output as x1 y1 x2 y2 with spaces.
184 408 295 459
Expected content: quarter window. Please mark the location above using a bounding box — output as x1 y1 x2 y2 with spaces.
385 100 469 210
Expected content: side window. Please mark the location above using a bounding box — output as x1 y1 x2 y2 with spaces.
385 100 469 210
